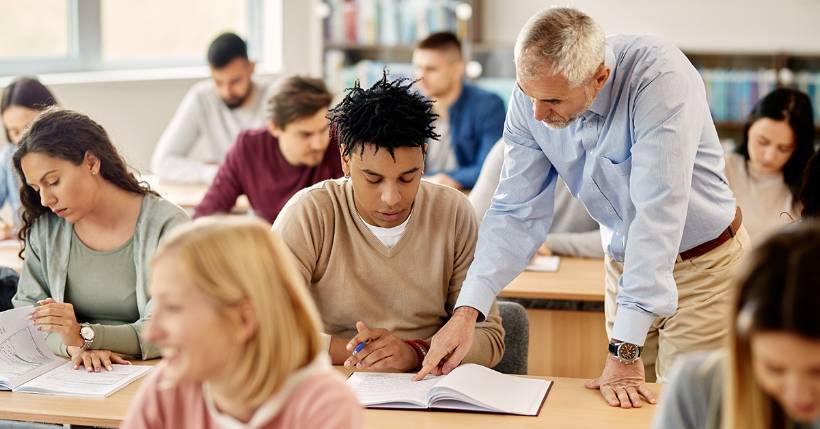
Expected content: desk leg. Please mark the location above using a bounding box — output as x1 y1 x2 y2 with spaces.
526 308 607 378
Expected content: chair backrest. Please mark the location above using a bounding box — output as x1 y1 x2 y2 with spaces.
492 300 529 375
0 266 19 312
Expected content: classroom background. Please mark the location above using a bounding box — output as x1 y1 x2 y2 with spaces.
1 0 818 173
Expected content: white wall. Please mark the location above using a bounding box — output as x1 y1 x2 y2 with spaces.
480 0 820 54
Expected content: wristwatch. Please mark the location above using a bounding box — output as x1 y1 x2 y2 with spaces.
608 340 642 364
79 324 95 350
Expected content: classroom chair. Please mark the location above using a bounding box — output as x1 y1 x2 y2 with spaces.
493 300 529 375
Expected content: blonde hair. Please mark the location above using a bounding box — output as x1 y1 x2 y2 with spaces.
722 221 820 429
151 216 324 409
514 7 605 87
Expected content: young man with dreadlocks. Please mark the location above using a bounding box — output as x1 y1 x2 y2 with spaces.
273 74 504 373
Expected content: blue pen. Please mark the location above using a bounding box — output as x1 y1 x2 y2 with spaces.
353 341 366 355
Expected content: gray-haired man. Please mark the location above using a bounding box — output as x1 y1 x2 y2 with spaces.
417 7 749 409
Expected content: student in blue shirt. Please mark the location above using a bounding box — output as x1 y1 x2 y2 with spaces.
418 7 750 410
0 77 58 238
413 32 505 190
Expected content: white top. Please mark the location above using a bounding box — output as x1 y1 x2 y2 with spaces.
724 152 798 246
360 212 412 248
425 118 458 173
469 141 603 258
151 78 274 184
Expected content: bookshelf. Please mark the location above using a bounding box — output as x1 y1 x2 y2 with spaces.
318 3 820 144
684 52 820 143
320 0 482 96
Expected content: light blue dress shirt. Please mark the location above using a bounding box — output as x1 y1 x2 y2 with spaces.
456 34 736 346
0 143 21 228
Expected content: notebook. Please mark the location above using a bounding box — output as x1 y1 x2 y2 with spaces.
0 307 151 397
346 364 552 416
526 255 560 272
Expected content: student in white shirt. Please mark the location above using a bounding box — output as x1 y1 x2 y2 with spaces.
150 32 272 184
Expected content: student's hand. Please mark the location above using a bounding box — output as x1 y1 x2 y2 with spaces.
0 222 13 240
344 321 419 372
427 173 463 190
585 356 657 408
67 347 130 372
414 307 477 381
536 242 552 256
29 298 83 347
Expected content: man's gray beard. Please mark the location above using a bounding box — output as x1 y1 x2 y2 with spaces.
541 85 596 130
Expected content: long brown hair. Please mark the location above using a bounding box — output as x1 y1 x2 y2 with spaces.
12 108 157 254
723 221 820 429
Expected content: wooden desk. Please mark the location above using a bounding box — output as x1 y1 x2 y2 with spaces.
500 257 608 379
0 360 157 428
0 363 660 429
361 377 660 429
501 257 605 301
141 174 250 212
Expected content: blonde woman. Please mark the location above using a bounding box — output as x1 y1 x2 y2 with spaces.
653 221 820 429
122 217 362 429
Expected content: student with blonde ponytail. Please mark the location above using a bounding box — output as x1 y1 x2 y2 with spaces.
122 217 362 429
653 221 820 429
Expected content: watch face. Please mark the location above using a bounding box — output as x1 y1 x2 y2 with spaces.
618 343 639 361
80 326 95 341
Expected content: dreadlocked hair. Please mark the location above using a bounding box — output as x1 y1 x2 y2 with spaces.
328 70 439 159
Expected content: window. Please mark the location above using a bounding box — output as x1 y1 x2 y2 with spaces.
0 0 278 77
0 0 71 60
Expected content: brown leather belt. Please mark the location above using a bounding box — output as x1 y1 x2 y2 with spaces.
679 207 742 261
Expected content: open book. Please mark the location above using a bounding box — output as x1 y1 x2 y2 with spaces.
0 307 151 397
346 364 552 416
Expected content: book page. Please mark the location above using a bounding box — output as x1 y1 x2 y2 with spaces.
17 362 152 397
0 307 63 390
430 364 551 416
346 372 440 408
526 255 560 272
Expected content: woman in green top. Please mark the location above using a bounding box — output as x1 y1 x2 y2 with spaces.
11 108 189 370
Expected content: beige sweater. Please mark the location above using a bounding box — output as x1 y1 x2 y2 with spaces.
274 178 504 367
724 153 799 245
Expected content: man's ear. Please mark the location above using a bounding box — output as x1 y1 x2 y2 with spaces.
83 151 101 176
267 120 281 138
594 64 611 91
248 60 256 76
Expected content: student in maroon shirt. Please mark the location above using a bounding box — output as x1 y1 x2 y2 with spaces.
194 76 342 224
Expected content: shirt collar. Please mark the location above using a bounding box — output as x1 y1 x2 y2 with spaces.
585 44 616 119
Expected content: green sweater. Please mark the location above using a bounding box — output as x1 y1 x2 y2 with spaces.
13 194 189 359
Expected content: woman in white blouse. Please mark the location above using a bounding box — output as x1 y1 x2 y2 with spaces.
724 88 816 245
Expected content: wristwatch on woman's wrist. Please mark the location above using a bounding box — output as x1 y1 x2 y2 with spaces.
79 324 95 350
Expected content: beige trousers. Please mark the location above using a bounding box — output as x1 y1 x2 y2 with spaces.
604 225 750 383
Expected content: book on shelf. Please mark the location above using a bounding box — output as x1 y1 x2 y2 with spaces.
0 307 151 397
324 0 461 46
346 363 552 416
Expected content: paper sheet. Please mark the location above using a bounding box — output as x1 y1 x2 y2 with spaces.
526 255 560 272
0 307 62 389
